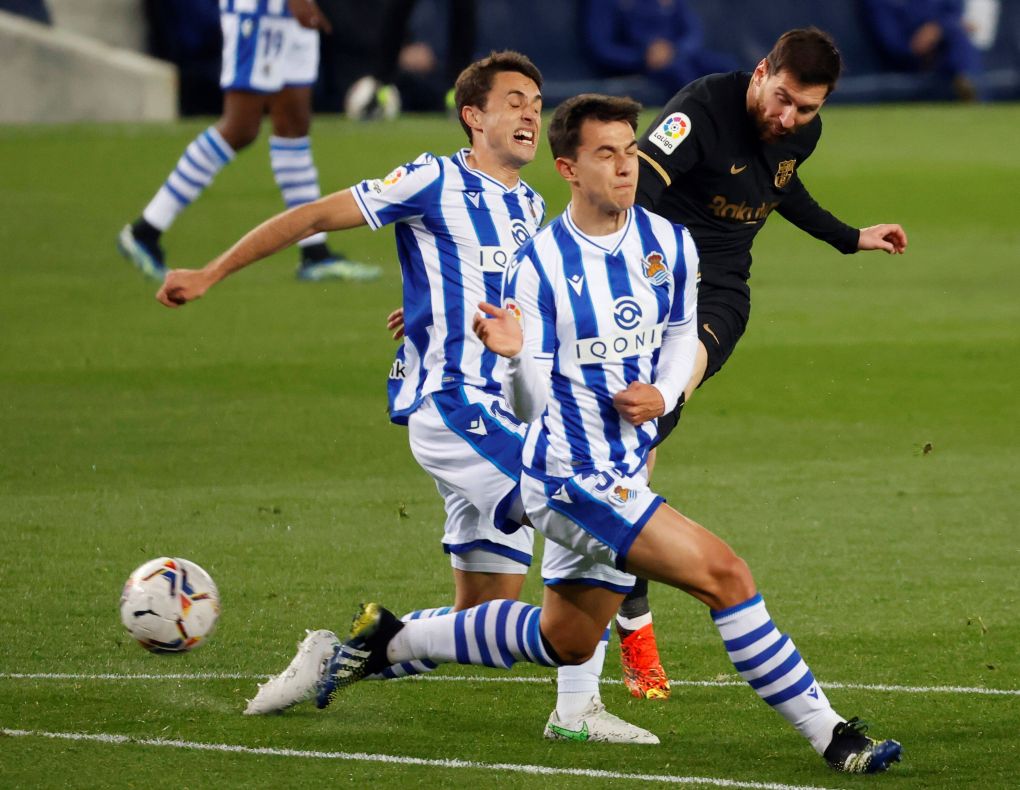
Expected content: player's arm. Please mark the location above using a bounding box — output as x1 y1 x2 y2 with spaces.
288 0 332 32
157 189 367 307
615 228 699 425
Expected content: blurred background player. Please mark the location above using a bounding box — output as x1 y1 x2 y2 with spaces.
344 0 477 118
583 0 738 106
861 0 984 100
118 0 380 283
618 27 909 697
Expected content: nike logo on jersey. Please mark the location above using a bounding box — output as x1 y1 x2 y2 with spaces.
568 274 585 295
702 323 720 346
730 163 748 175
465 190 482 208
466 417 488 436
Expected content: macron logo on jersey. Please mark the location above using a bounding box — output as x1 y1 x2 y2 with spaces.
648 112 692 155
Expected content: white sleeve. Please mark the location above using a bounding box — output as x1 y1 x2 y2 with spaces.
350 152 441 230
653 227 700 412
504 350 550 423
501 248 555 423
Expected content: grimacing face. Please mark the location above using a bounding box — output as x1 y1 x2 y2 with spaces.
472 70 543 169
567 118 638 216
748 61 828 143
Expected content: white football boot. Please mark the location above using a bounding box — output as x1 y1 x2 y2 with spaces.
244 629 340 715
543 696 660 744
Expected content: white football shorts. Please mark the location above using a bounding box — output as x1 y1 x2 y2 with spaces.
220 9 319 93
409 388 533 573
522 467 665 592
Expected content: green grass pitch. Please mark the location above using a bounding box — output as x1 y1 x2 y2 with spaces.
1 103 1018 788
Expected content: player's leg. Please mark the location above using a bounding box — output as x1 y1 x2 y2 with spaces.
270 20 380 282
617 296 747 695
624 502 901 772
540 540 659 743
117 5 273 281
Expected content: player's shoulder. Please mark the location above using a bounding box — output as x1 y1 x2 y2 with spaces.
660 72 747 126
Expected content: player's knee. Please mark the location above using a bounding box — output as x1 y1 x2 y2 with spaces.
541 629 597 665
217 120 260 151
710 551 756 607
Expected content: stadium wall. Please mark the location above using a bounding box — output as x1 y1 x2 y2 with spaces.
0 9 176 123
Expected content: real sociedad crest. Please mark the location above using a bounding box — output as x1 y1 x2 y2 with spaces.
641 251 670 286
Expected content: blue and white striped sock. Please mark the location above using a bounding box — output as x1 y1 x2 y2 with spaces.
269 135 326 248
389 599 560 670
369 606 452 680
713 594 843 754
142 126 234 231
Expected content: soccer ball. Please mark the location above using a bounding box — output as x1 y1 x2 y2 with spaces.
119 557 220 653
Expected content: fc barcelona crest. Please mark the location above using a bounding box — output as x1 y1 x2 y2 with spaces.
774 159 796 188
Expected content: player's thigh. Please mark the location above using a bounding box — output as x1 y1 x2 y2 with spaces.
539 582 624 663
695 293 749 384
409 392 531 561
452 567 526 610
269 86 312 137
625 503 755 611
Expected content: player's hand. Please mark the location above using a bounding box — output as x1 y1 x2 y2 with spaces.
287 0 332 32
473 301 523 358
386 307 405 340
858 224 907 255
156 269 213 308
613 381 666 426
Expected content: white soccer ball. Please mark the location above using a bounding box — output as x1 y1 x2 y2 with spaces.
119 557 220 653
344 75 401 121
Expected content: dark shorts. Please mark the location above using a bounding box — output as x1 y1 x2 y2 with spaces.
654 289 749 447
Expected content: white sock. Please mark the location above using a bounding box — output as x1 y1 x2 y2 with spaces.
555 636 607 720
142 126 234 231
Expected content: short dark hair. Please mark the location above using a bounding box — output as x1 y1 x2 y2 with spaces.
766 28 843 96
547 93 642 159
454 51 543 142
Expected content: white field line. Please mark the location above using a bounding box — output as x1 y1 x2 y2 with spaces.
1 672 1017 696
1 727 838 790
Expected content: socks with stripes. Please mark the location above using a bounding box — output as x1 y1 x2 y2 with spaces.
268 135 327 248
387 599 559 670
554 629 608 720
142 126 235 232
712 594 843 754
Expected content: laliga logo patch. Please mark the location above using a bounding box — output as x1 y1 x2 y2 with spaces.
641 251 670 286
369 165 407 194
609 485 638 507
613 296 642 331
503 299 523 322
648 112 692 155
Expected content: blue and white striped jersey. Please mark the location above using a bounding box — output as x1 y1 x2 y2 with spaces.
505 205 698 478
353 149 545 424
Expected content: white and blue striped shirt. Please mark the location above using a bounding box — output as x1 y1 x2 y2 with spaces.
505 205 698 478
353 149 545 424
